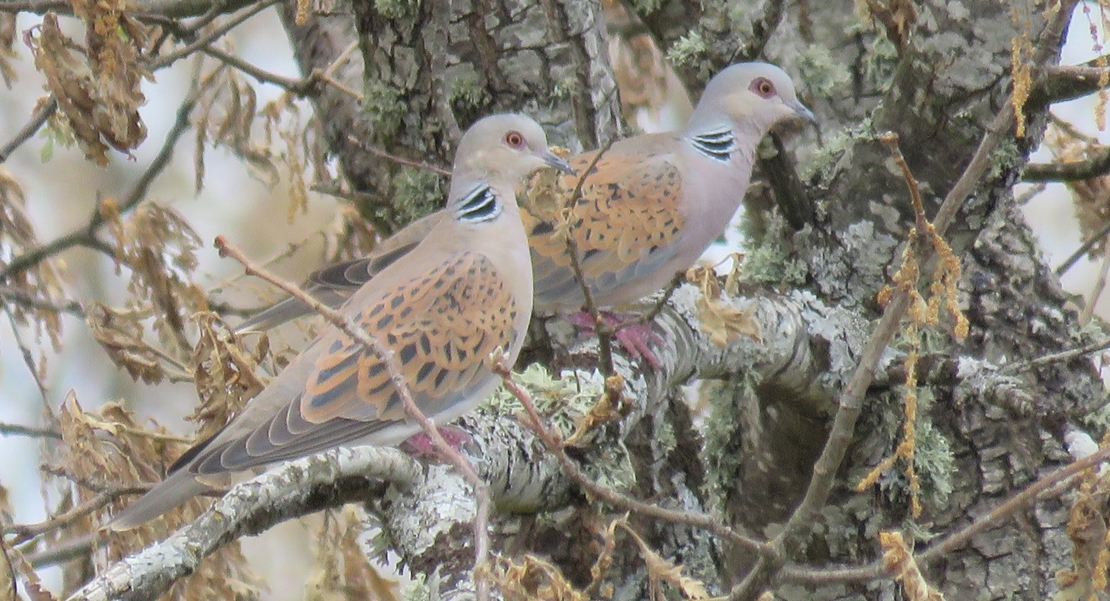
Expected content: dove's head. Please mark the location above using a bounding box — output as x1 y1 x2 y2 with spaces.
687 62 816 135
454 113 575 186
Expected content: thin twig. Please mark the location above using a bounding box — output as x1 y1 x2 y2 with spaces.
558 141 615 373
1081 248 1110 324
7 491 118 542
0 284 84 317
345 134 451 176
1004 337 1110 372
0 97 56 164
492 359 771 557
200 46 304 91
1024 144 1110 182
147 0 279 70
3 309 51 411
1056 217 1110 276
0 421 60 439
607 271 686 333
214 236 494 600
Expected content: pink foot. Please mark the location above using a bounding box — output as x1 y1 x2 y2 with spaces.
566 310 664 369
400 425 474 460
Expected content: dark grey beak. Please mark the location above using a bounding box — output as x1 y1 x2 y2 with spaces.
788 99 817 125
539 150 576 175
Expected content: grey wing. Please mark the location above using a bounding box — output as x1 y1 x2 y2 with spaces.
234 214 441 333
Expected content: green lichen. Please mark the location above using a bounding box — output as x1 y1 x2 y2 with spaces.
912 416 955 511
362 80 407 139
389 166 444 225
701 374 762 508
448 72 489 112
737 211 809 287
551 74 578 101
796 47 853 100
665 32 707 70
630 0 663 14
484 364 636 491
800 117 874 183
401 573 430 601
374 0 419 20
1079 398 1110 435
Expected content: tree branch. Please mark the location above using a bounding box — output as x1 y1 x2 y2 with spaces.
66 446 421 601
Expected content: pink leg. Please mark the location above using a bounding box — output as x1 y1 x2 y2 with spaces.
566 310 663 369
400 425 474 460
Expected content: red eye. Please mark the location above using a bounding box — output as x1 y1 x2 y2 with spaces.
750 77 775 98
505 131 525 148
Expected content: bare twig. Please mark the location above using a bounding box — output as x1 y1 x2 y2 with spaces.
605 271 686 335
1056 217 1110 276
0 421 60 439
1082 249 1110 324
1024 144 1110 182
3 309 51 410
345 134 451 176
0 97 56 164
493 359 771 557
214 236 494 600
1004 337 1110 372
147 0 279 70
558 141 615 372
0 284 84 317
200 46 304 91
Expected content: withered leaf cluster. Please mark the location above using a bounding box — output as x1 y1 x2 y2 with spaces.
52 393 259 600
189 312 266 439
0 169 65 352
102 201 207 341
27 4 148 167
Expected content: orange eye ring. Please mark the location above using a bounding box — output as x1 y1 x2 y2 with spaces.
505 131 525 147
750 77 775 98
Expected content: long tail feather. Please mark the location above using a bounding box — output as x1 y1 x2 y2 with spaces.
108 471 211 531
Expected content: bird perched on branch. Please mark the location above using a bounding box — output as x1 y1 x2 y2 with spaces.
110 114 573 530
238 62 815 367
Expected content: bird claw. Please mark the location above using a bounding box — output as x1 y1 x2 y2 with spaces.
400 425 474 460
566 310 663 369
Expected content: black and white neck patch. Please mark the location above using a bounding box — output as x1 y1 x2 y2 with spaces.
455 185 501 222
690 129 737 162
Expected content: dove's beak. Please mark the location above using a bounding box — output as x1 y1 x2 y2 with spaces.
788 99 817 125
540 150 576 175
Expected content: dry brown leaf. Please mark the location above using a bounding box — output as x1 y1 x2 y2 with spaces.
52 391 259 600
0 168 66 354
189 313 267 438
694 294 761 348
86 303 167 384
685 259 761 347
28 10 147 166
492 554 588 601
1045 125 1110 259
0 12 16 87
103 202 208 346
